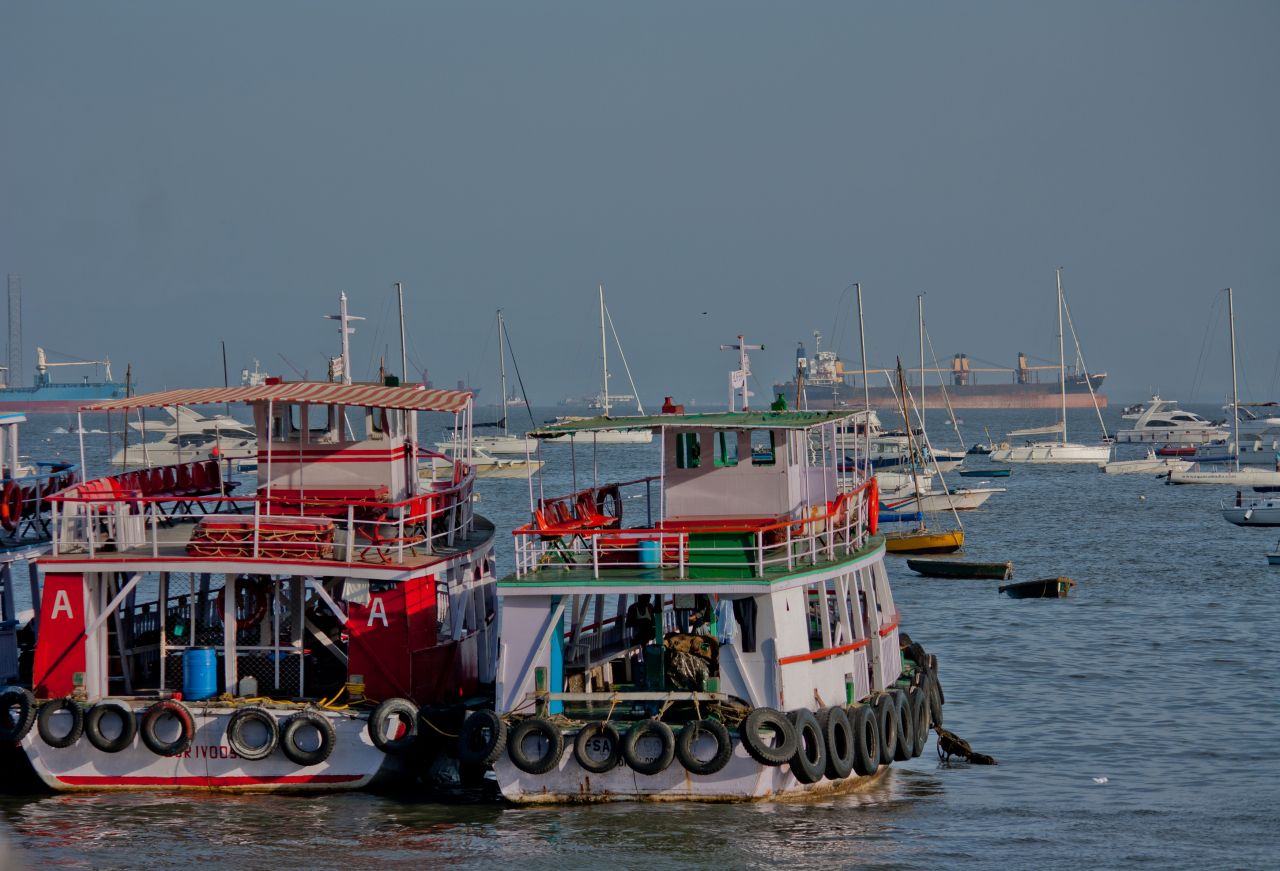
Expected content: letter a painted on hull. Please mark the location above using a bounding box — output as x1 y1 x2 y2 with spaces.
51 589 74 619
367 597 388 628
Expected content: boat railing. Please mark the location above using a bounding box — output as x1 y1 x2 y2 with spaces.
47 458 475 566
512 477 876 579
0 462 78 544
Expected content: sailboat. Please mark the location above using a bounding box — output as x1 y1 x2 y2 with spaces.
539 285 653 445
1168 287 1280 486
437 310 537 456
990 269 1111 464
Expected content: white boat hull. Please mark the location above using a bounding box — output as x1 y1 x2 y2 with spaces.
990 441 1111 464
1100 456 1193 475
493 742 891 803
884 487 1002 512
20 704 396 792
1167 468 1280 486
1222 500 1280 527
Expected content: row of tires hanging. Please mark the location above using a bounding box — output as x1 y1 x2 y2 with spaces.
455 668 943 782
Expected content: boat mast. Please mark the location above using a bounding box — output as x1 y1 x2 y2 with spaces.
857 283 870 461
599 283 610 417
1056 268 1067 445
1228 286 1239 472
497 309 509 437
396 281 408 384
918 293 926 425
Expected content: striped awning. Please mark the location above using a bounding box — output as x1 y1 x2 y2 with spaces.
81 382 472 413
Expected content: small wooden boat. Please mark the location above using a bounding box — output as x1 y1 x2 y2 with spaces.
907 558 1012 580
957 467 1010 478
999 576 1075 598
884 528 964 554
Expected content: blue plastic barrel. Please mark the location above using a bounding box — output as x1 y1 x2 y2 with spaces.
183 647 218 700
638 539 661 568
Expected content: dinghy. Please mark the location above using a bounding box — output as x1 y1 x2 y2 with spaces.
999 577 1075 598
906 558 1012 580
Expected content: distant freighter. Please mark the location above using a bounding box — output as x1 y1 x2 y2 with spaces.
774 340 1107 410
0 347 130 411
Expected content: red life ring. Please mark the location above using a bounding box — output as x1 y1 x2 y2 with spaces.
0 481 21 531
215 577 271 631
866 477 879 537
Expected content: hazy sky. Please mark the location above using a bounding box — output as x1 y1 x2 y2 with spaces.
2 1 1277 407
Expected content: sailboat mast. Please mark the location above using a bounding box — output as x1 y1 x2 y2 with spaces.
918 294 925 423
856 283 871 460
1056 268 1067 444
1228 287 1239 472
599 283 610 417
396 281 408 384
497 309 509 437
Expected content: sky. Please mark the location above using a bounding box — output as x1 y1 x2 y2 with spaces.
2 1 1278 408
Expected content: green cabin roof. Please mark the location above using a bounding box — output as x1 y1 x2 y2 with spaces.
531 409 862 437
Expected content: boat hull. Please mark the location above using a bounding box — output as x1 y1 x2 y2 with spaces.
19 704 398 793
906 558 1012 580
1222 504 1280 527
999 577 1074 598
990 442 1111 464
1100 458 1192 475
493 743 891 803
884 530 964 554
1167 469 1280 486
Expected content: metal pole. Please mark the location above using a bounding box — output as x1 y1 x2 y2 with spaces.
497 310 508 436
1228 287 1239 472
599 284 609 417
1056 268 1067 444
396 282 408 384
856 283 871 466
917 294 925 420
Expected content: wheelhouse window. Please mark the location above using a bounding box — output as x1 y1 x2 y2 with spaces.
715 431 739 467
750 430 776 465
676 432 701 468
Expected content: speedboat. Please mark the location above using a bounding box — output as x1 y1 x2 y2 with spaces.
1115 396 1227 445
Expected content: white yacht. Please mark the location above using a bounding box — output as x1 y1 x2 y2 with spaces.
110 405 257 469
1114 396 1227 444
1222 495 1280 527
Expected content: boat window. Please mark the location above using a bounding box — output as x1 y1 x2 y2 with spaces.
364 408 388 441
272 406 301 441
675 432 701 468
175 433 216 448
715 431 739 467
750 430 776 465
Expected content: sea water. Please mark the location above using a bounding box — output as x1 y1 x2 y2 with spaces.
2 406 1277 870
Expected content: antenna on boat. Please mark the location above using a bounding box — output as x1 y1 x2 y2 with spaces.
720 335 763 411
396 282 408 385
324 292 365 385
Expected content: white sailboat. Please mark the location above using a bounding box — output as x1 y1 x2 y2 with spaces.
540 285 653 446
437 310 537 456
990 269 1111 464
1100 450 1192 475
1169 288 1280 486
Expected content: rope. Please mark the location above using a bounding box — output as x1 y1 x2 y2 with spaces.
420 717 459 739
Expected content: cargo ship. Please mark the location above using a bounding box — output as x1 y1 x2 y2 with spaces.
0 348 130 412
775 337 1106 410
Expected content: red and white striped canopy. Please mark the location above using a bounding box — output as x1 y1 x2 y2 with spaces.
82 382 472 413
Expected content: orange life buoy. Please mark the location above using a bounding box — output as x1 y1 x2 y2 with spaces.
0 481 20 531
866 477 879 537
215 576 270 632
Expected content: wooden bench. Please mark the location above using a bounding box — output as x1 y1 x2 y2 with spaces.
187 515 336 560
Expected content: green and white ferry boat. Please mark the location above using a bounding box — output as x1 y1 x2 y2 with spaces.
463 407 946 802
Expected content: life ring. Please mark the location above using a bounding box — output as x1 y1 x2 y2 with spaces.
892 689 913 762
0 686 37 742
622 719 675 776
908 686 929 758
848 705 881 776
594 485 623 523
675 718 733 776
873 694 898 765
507 717 564 775
367 697 419 755
0 481 21 531
457 710 508 766
573 721 622 774
215 577 270 632
226 706 279 761
281 711 336 766
36 697 85 749
866 477 879 536
141 700 195 757
786 709 827 784
739 707 797 766
818 707 855 780
84 699 137 753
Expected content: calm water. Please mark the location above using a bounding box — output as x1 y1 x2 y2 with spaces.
3 406 1278 870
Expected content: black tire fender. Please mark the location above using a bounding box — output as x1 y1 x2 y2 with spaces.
908 686 929 758
893 689 913 762
37 697 85 749
739 707 797 766
786 708 827 785
848 704 880 776
141 700 195 757
818 707 855 780
507 717 565 775
622 719 675 776
458 710 508 766
573 721 622 774
280 711 336 766
226 706 279 761
675 718 733 776
85 699 137 754
874 694 898 765
0 686 37 743
368 697 419 755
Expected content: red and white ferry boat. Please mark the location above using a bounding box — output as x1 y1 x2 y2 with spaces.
1 338 497 791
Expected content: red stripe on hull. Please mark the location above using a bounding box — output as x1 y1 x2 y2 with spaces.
55 773 364 786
